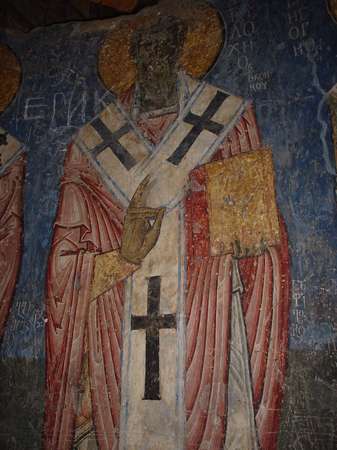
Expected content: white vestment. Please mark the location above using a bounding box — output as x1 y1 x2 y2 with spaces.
74 73 259 450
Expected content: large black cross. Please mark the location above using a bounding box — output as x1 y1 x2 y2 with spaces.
167 91 229 166
90 117 137 170
131 276 176 400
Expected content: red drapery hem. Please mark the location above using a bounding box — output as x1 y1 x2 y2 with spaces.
44 102 290 450
184 105 290 450
0 156 25 339
44 144 125 450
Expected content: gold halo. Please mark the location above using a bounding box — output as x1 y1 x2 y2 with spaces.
0 44 21 114
328 0 337 24
98 0 223 95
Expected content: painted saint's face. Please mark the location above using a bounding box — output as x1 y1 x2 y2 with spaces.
131 17 185 113
136 31 180 82
133 28 181 113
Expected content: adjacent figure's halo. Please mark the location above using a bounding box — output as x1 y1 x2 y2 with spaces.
328 0 337 24
0 44 21 114
98 0 223 95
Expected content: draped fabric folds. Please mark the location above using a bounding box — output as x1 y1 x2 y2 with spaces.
44 144 125 450
0 156 25 339
44 101 290 450
184 241 290 450
184 105 290 450
185 254 232 449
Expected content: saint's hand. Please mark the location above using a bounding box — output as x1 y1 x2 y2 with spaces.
121 176 165 265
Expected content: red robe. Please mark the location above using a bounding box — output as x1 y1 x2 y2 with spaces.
44 147 125 449
0 156 25 339
184 113 290 448
44 104 290 450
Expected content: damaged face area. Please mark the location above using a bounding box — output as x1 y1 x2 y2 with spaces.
135 23 182 77
131 16 186 113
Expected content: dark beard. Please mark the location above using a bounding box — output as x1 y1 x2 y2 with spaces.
138 69 179 114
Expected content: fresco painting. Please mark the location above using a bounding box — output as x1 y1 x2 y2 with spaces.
0 0 337 449
42 5 291 449
0 44 25 340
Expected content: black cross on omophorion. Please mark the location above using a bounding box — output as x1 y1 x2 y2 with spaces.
90 117 137 170
167 91 229 166
131 276 176 400
0 131 8 147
